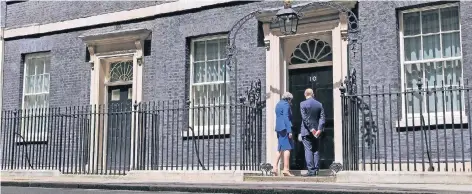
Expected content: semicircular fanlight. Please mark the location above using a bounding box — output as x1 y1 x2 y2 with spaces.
109 60 133 82
289 39 332 65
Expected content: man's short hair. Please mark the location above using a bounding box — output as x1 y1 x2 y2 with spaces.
305 88 314 97
282 92 293 100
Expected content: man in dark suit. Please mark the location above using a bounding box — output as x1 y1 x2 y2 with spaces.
299 88 325 176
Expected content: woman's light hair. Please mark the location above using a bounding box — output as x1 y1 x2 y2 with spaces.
282 92 293 100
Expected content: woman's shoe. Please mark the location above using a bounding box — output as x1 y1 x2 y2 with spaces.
271 170 279 176
281 171 294 177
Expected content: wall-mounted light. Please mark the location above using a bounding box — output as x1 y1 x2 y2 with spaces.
274 0 300 35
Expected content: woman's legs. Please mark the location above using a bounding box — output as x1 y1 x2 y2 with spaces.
273 151 281 175
282 150 290 171
281 150 294 176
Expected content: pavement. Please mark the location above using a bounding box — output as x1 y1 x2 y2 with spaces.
2 170 472 194
2 179 472 194
1 186 221 194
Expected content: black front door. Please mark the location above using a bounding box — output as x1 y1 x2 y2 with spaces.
106 85 132 172
288 66 334 170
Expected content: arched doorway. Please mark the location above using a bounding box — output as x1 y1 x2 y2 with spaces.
285 36 335 170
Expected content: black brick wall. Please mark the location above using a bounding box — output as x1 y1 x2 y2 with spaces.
1 1 273 170
355 1 472 166
4 0 470 172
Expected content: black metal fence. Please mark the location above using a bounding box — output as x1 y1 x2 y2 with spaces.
342 80 472 172
0 98 263 175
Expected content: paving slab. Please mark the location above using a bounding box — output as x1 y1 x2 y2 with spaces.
336 171 472 185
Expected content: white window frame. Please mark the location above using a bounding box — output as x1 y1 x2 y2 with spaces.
398 3 468 127
186 35 230 137
20 52 51 142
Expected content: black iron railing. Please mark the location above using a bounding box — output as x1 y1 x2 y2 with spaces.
342 81 472 172
0 98 263 175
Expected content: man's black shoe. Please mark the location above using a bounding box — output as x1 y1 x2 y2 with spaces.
302 171 318 177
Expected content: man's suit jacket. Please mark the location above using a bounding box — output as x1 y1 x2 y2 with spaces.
275 100 292 133
300 97 325 136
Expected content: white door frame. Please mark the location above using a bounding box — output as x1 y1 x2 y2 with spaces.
98 54 135 172
263 13 348 168
81 29 150 172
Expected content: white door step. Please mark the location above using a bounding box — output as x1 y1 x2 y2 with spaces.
244 175 336 182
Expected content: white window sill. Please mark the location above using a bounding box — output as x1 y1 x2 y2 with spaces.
181 125 230 138
396 114 469 128
14 132 48 144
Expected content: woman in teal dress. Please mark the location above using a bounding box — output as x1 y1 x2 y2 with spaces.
273 92 294 176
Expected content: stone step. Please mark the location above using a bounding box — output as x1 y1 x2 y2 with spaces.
287 169 333 176
244 169 336 182
255 169 333 176
244 175 336 182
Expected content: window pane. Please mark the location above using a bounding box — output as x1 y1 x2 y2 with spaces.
23 96 29 109
442 32 461 58
192 85 206 106
405 63 423 89
424 62 443 87
444 59 462 85
194 41 205 61
36 94 45 108
24 95 36 109
223 82 228 101
35 58 44 75
211 107 222 126
24 76 32 94
218 60 226 81
193 62 205 83
111 89 120 101
421 9 439 34
445 90 461 112
128 88 132 100
427 91 443 113
44 94 49 107
423 34 440 59
404 37 421 61
219 39 227 59
403 12 421 36
36 74 43 93
194 108 205 127
206 39 219 60
26 59 35 76
43 74 50 92
406 89 421 114
422 10 440 34
441 6 459 31
44 56 51 73
28 75 37 94
208 84 219 103
206 61 218 82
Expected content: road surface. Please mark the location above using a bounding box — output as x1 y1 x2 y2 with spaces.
1 187 227 194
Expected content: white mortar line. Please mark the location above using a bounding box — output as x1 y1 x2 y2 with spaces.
4 0 239 39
